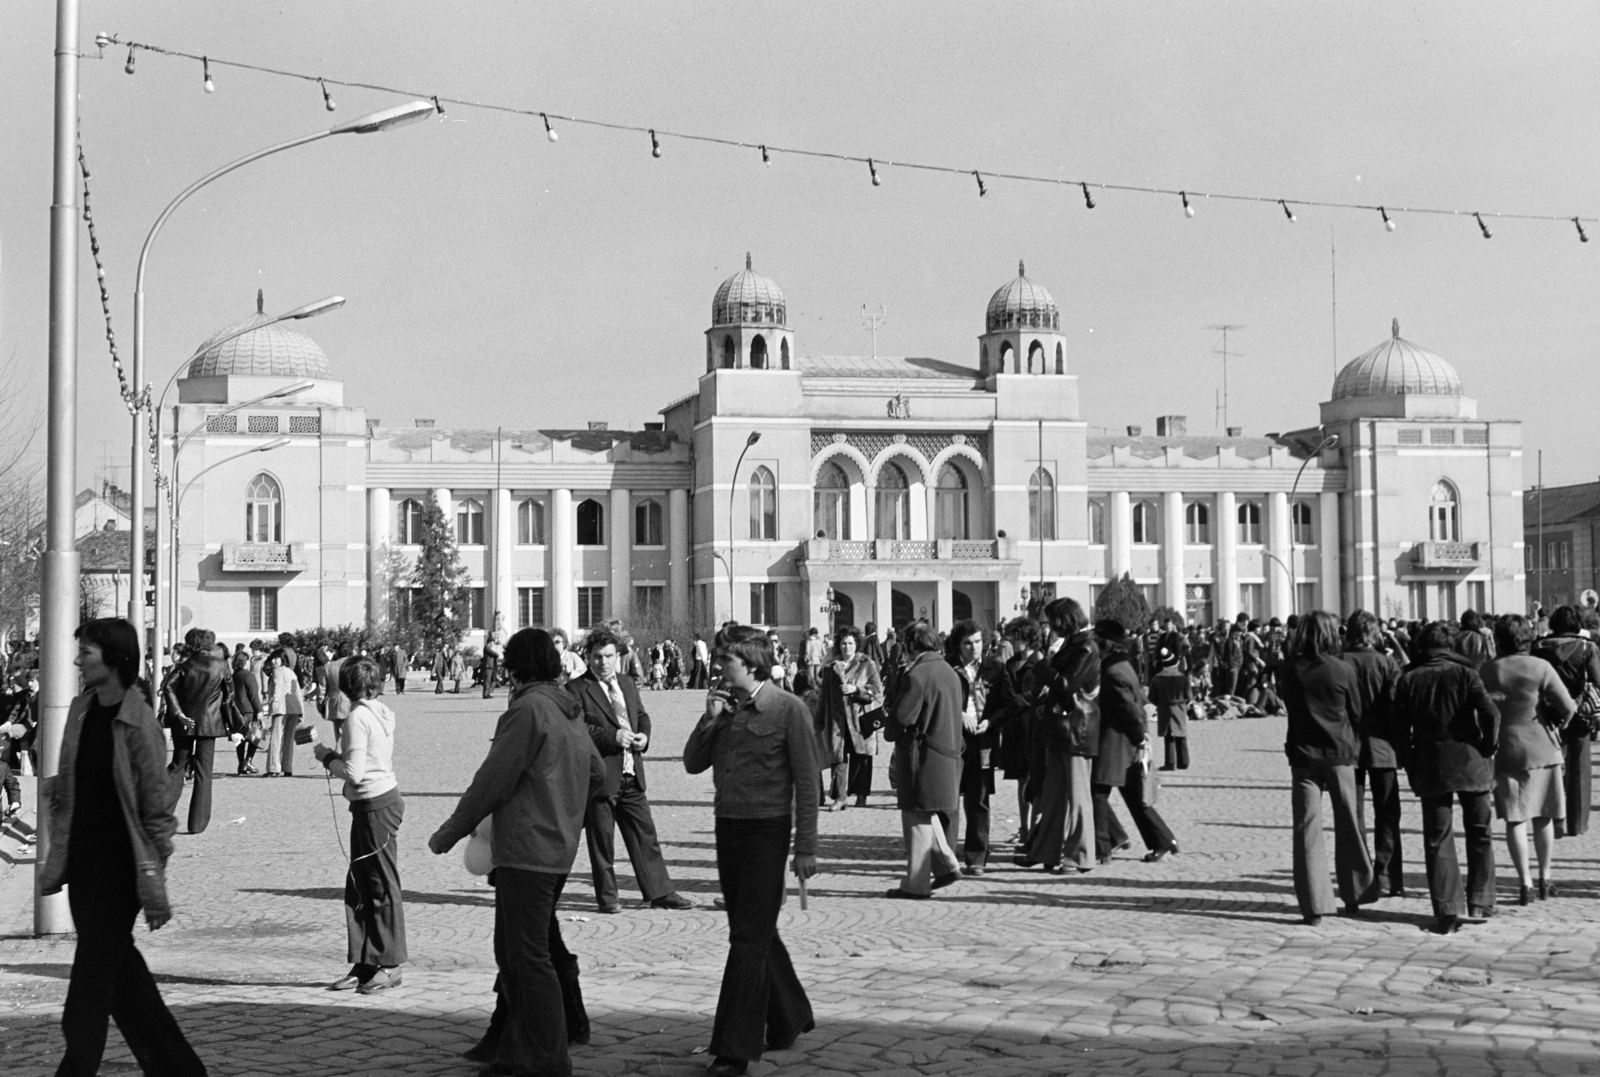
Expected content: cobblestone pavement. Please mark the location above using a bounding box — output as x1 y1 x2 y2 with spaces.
2 687 1598 1075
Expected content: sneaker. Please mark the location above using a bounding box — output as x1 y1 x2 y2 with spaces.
356 966 402 994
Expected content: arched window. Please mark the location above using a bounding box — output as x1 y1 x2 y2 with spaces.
875 462 911 540
1292 501 1315 545
1132 500 1158 544
576 498 605 546
935 464 970 540
748 466 777 540
780 338 790 370
245 473 283 543
455 498 485 545
1087 498 1106 544
1054 342 1064 375
1237 501 1262 545
1028 467 1056 540
814 461 850 540
1185 501 1210 544
999 340 1015 375
635 498 663 546
394 497 424 545
1026 340 1045 374
1430 481 1459 542
721 335 736 369
750 335 768 370
517 498 545 545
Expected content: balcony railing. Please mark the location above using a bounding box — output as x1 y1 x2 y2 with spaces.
221 542 306 572
1412 540 1479 569
803 538 1008 562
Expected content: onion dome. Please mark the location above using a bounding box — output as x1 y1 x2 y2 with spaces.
985 260 1060 332
185 290 332 379
711 254 786 326
1331 319 1462 399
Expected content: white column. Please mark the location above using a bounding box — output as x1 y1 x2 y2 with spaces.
1161 491 1184 612
668 488 689 623
875 578 893 631
610 488 632 623
433 488 452 535
493 488 513 629
1216 490 1238 622
1267 491 1292 621
908 479 929 540
1319 491 1341 614
366 488 391 627
1109 491 1132 578
551 488 574 633
935 578 954 632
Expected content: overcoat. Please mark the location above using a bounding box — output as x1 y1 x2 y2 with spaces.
817 654 884 765
1092 649 1148 786
890 651 963 813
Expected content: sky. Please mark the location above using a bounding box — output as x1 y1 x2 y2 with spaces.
1 1 1596 490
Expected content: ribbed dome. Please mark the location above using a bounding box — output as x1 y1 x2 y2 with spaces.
986 261 1059 332
186 302 332 380
1332 320 1461 400
711 254 786 326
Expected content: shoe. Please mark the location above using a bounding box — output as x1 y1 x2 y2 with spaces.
1303 915 1323 926
244 764 259 775
1011 855 1040 869
854 795 868 808
1539 879 1557 900
1142 843 1177 864
712 897 727 910
884 887 930 900
650 893 694 910
1519 884 1533 906
829 799 846 813
960 865 985 877
328 965 372 991
766 1019 815 1051
706 1059 748 1077
357 966 402 994
1338 904 1362 918
1468 904 1494 920
1046 863 1068 875
931 870 961 891
1433 915 1461 934
598 903 622 914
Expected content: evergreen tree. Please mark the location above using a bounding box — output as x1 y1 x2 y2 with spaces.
409 496 471 656
1094 572 1151 635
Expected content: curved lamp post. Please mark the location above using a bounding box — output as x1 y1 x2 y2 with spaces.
1285 433 1340 620
726 432 761 621
127 99 436 636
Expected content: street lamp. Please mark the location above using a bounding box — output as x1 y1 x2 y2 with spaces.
1285 433 1339 620
125 99 435 638
166 437 290 644
727 432 761 621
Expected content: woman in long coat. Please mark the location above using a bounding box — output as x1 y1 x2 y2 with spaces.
1531 605 1600 838
817 626 884 811
1016 601 1100 873
1091 620 1177 864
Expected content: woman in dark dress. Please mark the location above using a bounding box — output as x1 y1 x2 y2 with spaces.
996 618 1043 843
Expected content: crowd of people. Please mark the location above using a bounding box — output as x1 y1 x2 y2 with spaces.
19 596 1600 1076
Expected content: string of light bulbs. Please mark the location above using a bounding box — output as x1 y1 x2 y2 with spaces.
90 32 1593 241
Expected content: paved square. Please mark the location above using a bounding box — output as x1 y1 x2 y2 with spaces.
2 689 1597 1075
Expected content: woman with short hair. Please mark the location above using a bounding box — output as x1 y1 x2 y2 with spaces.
1532 604 1600 838
1482 614 1575 903
1016 598 1101 873
313 656 406 993
817 625 884 811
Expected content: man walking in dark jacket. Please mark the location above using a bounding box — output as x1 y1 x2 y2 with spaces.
1344 610 1405 896
1391 622 1501 934
887 623 965 898
163 627 230 835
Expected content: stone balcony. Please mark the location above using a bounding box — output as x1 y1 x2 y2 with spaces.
1411 540 1480 570
802 537 1013 562
221 542 306 573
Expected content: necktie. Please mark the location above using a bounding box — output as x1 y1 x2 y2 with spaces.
606 678 635 776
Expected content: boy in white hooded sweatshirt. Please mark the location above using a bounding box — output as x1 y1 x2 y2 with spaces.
313 655 406 995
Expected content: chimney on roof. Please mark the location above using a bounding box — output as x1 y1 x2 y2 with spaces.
643 421 663 431
1156 415 1187 437
587 421 609 431
1226 426 1243 437
415 419 435 428
1126 425 1142 437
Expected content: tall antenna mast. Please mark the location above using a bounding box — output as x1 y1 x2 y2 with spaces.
1330 228 1339 378
1206 324 1245 431
861 304 887 359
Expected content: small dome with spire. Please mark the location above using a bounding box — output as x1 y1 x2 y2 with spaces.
1331 319 1462 400
711 254 786 327
186 290 332 380
986 261 1059 332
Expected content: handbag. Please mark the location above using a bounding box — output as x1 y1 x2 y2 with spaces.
463 815 493 876
245 718 265 747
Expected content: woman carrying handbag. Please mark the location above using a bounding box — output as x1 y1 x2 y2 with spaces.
817 627 884 811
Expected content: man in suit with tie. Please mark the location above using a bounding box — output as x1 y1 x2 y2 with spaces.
569 627 694 913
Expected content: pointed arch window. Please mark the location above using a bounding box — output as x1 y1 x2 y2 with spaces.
999 340 1015 375
635 498 663 546
935 464 970 540
750 335 769 369
517 498 545 545
394 498 425 545
748 466 777 540
780 338 790 370
245 473 283 543
576 498 605 546
1027 467 1057 541
1026 340 1045 374
875 462 911 540
814 461 850 540
456 498 485 545
1429 481 1459 542
1054 342 1064 374
721 335 736 368
1185 501 1210 544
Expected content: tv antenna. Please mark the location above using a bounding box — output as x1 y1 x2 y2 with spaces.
1206 324 1245 431
861 304 887 359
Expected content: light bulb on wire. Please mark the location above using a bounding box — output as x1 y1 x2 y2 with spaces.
1280 199 1297 223
1576 218 1590 244
868 158 880 187
541 113 558 141
433 95 446 118
1181 191 1194 218
202 57 214 93
759 144 769 165
320 79 336 112
94 31 111 51
1081 183 1095 209
1475 212 1492 240
124 47 135 75
974 171 987 197
1380 206 1395 232
649 129 661 158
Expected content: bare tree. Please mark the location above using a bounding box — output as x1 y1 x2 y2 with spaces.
0 342 44 642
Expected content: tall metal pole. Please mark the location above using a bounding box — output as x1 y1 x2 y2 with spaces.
37 0 80 936
728 432 760 621
1538 450 1545 614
